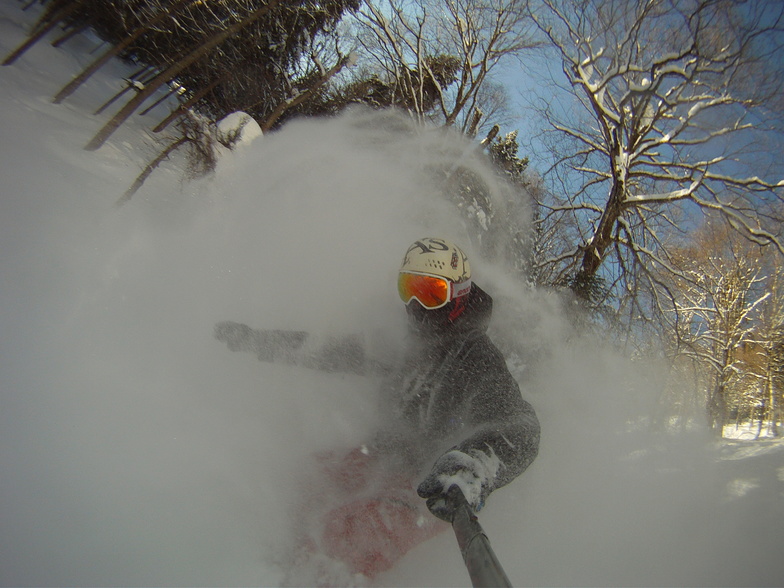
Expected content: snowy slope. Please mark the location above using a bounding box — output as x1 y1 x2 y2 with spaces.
2 2 784 586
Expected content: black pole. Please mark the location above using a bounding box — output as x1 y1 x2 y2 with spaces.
448 486 513 588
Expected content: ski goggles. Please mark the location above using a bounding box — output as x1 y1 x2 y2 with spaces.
398 271 472 309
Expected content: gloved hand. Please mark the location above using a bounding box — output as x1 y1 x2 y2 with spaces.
214 321 254 352
416 450 497 522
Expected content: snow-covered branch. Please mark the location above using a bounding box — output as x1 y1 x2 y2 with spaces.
527 0 784 306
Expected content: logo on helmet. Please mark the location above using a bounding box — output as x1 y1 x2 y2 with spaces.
451 252 458 269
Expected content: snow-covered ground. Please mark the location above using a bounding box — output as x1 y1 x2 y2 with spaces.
2 3 783 586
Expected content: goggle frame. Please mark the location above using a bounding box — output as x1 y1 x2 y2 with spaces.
398 271 472 309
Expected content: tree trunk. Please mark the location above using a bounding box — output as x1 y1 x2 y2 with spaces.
153 77 224 133
53 0 194 104
85 0 282 151
259 54 350 133
51 24 87 48
139 86 180 116
765 359 779 437
93 66 156 115
708 379 726 437
3 0 84 65
116 136 189 206
579 139 627 279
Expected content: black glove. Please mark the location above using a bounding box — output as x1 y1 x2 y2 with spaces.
417 450 495 522
214 321 254 352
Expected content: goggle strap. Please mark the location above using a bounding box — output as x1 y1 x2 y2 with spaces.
452 279 472 300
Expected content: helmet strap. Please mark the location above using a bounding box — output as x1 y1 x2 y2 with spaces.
448 295 468 322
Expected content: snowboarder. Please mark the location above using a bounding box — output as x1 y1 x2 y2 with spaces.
390 237 539 521
301 237 539 582
216 237 540 583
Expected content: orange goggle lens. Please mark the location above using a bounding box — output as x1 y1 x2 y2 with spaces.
398 272 451 309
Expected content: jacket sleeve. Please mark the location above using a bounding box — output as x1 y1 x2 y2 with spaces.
453 338 540 493
214 322 395 375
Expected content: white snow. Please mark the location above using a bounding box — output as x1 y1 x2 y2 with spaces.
217 111 262 147
1 3 784 587
432 449 502 510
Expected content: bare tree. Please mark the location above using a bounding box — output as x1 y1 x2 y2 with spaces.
52 0 196 104
2 0 86 66
84 0 284 150
665 222 772 435
751 256 784 437
352 0 537 132
4 1 361 150
259 52 356 132
526 0 784 310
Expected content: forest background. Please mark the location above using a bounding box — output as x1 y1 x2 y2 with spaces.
5 0 784 438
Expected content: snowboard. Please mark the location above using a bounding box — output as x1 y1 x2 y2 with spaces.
281 448 448 586
320 494 445 578
215 322 441 583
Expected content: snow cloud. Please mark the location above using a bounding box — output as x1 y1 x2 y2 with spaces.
1 3 783 586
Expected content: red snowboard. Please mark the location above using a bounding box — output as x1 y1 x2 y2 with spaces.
284 447 448 584
322 493 445 578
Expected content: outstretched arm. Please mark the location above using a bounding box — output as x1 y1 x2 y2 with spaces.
214 321 393 375
214 321 308 361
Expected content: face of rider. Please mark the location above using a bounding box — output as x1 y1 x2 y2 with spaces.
405 292 469 338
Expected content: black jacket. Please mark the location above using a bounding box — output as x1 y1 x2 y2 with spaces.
213 284 539 496
378 284 540 496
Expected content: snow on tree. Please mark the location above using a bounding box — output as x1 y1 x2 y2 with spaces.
526 0 784 312
349 0 538 133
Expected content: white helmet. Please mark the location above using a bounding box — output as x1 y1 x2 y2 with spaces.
399 238 471 283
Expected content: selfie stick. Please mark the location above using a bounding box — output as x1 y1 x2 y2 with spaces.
448 485 513 587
